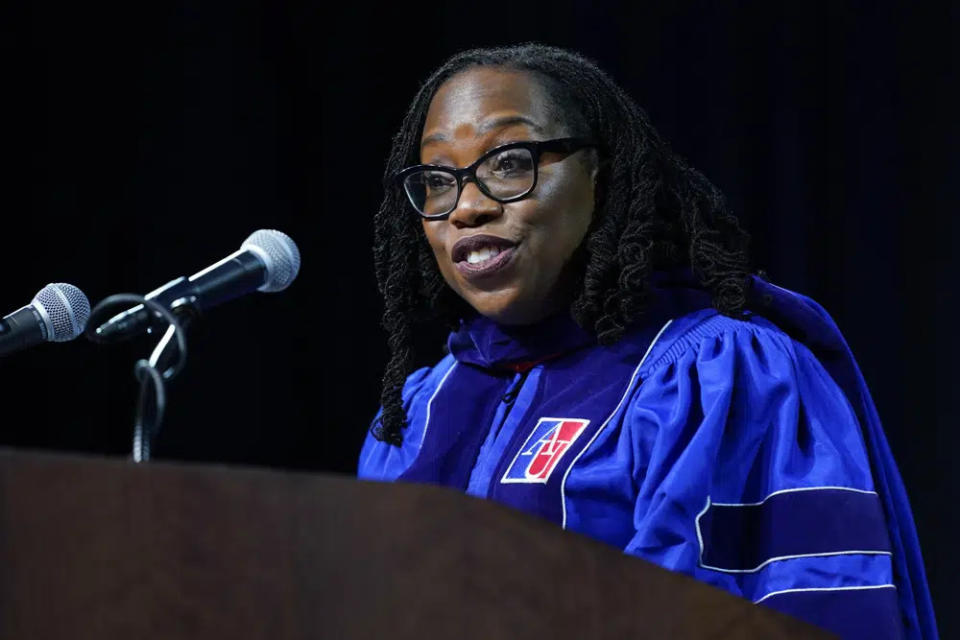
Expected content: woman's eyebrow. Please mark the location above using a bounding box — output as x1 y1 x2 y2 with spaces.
420 115 546 150
478 115 545 135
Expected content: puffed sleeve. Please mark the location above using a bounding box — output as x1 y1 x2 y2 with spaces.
621 318 905 639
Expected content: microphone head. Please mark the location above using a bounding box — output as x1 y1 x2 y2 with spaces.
241 229 301 293
31 283 91 342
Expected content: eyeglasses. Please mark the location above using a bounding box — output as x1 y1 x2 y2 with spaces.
394 137 596 219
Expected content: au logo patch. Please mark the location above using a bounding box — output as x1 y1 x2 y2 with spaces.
501 417 590 484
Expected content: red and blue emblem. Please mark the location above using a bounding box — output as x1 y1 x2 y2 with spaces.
501 417 591 484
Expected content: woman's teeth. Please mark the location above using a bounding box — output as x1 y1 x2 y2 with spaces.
466 247 501 264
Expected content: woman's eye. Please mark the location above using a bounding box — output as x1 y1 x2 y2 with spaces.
424 172 455 191
491 150 534 175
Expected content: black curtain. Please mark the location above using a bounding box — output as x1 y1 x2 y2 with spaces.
3 1 956 634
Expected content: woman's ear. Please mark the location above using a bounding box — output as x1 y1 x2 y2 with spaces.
583 147 600 185
589 149 602 200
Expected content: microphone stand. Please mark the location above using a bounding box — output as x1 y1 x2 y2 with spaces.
86 295 195 462
131 306 196 462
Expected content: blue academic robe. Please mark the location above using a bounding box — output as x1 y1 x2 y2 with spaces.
358 269 938 639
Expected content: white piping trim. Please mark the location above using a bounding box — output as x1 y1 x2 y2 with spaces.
695 487 890 574
695 496 711 560
754 583 897 605
420 361 458 447
560 319 674 529
701 550 893 574
711 485 878 507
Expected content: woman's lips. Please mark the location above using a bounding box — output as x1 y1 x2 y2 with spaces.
454 245 519 280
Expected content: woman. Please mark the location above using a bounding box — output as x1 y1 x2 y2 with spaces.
357 43 936 639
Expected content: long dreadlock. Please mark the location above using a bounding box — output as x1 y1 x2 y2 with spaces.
372 43 751 446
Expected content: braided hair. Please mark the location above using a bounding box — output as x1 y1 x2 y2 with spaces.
372 43 751 446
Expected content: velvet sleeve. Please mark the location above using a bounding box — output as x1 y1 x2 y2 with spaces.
622 318 904 639
357 355 457 480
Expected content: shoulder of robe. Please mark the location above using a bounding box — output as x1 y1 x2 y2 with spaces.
637 308 799 378
399 352 458 405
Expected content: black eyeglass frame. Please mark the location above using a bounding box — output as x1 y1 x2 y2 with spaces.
393 137 597 220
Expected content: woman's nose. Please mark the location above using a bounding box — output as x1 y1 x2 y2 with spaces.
447 180 502 228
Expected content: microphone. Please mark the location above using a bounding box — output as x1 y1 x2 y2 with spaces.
94 229 301 341
0 283 91 357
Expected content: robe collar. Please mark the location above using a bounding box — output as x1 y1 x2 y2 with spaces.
447 308 595 372
447 267 714 372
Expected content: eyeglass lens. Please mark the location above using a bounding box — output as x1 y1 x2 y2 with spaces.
403 147 536 216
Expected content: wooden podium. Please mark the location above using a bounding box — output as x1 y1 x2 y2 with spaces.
0 448 830 639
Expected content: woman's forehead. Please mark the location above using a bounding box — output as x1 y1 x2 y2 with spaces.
421 68 557 145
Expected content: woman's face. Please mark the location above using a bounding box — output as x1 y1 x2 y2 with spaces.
419 67 597 326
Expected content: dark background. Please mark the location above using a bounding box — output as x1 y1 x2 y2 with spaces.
2 1 956 634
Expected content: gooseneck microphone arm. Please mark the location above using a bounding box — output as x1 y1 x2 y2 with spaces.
86 294 189 463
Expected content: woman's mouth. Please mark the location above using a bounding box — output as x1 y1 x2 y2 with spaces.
450 234 520 281
454 244 519 280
